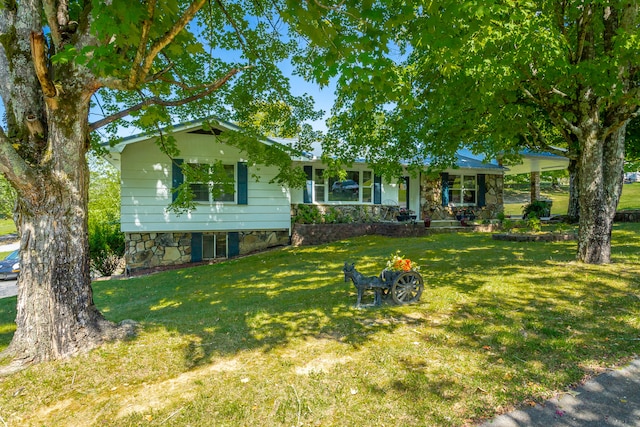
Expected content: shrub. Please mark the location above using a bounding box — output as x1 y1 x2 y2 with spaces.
502 219 514 232
293 204 322 224
527 216 542 233
523 199 552 219
89 220 125 276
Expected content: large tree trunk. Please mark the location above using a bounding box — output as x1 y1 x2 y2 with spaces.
567 159 580 222
5 95 134 363
576 125 625 264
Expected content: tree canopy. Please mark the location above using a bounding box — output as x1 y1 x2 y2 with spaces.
286 0 640 263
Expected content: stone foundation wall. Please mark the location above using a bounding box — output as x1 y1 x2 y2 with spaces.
126 230 289 271
291 222 499 246
239 230 290 253
615 210 640 222
126 233 192 271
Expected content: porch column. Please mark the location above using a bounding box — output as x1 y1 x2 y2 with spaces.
530 171 541 202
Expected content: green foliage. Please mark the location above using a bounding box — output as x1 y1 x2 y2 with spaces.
293 204 322 224
88 220 125 276
322 206 341 224
0 175 15 219
526 216 542 233
523 200 552 219
88 156 124 276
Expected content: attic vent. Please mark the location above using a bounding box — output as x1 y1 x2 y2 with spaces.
188 128 223 135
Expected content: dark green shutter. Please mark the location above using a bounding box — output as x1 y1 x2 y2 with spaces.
303 165 313 203
172 159 184 202
441 172 449 206
237 162 248 205
374 175 382 204
228 232 240 257
191 232 203 262
477 174 486 207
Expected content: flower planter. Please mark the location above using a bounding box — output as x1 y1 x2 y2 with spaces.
396 214 417 222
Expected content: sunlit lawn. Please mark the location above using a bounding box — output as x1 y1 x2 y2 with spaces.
0 219 16 236
0 225 638 426
504 182 640 216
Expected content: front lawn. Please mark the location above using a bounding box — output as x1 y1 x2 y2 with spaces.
504 182 640 216
0 225 638 426
0 219 16 236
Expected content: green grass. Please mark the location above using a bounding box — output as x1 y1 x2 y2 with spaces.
504 182 640 216
0 219 16 236
0 225 639 426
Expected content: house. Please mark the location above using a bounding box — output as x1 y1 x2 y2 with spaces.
105 118 565 271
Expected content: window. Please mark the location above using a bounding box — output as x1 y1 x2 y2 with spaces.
314 169 325 202
188 163 235 203
308 167 376 203
202 233 227 259
448 174 477 205
328 170 360 202
361 171 373 203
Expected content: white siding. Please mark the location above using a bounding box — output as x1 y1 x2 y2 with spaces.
120 131 291 233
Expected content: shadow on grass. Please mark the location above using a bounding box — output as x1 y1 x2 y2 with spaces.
0 225 637 389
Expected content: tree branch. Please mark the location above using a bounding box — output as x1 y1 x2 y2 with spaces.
215 0 250 53
524 121 576 159
42 0 63 47
90 66 249 130
0 127 37 191
30 32 57 98
128 0 157 89
136 0 208 86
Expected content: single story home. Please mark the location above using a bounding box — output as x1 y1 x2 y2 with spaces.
104 118 567 271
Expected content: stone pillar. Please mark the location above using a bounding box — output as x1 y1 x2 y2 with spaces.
530 171 540 202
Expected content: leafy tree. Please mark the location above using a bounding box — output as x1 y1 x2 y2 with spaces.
286 1 640 264
0 174 16 219
0 1 320 363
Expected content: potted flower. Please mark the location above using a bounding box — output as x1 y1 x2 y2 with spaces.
383 252 420 282
396 208 416 222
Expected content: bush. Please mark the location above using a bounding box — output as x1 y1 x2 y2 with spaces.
526 216 542 233
293 205 322 224
523 199 552 219
89 220 125 276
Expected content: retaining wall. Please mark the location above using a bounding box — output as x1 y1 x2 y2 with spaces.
614 210 640 222
291 223 499 246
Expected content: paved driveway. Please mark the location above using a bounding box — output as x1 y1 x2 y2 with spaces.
0 279 17 299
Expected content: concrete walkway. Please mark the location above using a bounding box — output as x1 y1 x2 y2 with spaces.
481 359 640 426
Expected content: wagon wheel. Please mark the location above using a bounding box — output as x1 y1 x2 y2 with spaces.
391 271 424 305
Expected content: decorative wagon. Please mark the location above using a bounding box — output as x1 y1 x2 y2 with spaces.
343 262 424 307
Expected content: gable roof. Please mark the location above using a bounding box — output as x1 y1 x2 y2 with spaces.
103 117 286 154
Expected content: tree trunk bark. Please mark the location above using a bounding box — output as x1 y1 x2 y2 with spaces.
5 95 134 363
567 159 580 222
576 125 625 264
